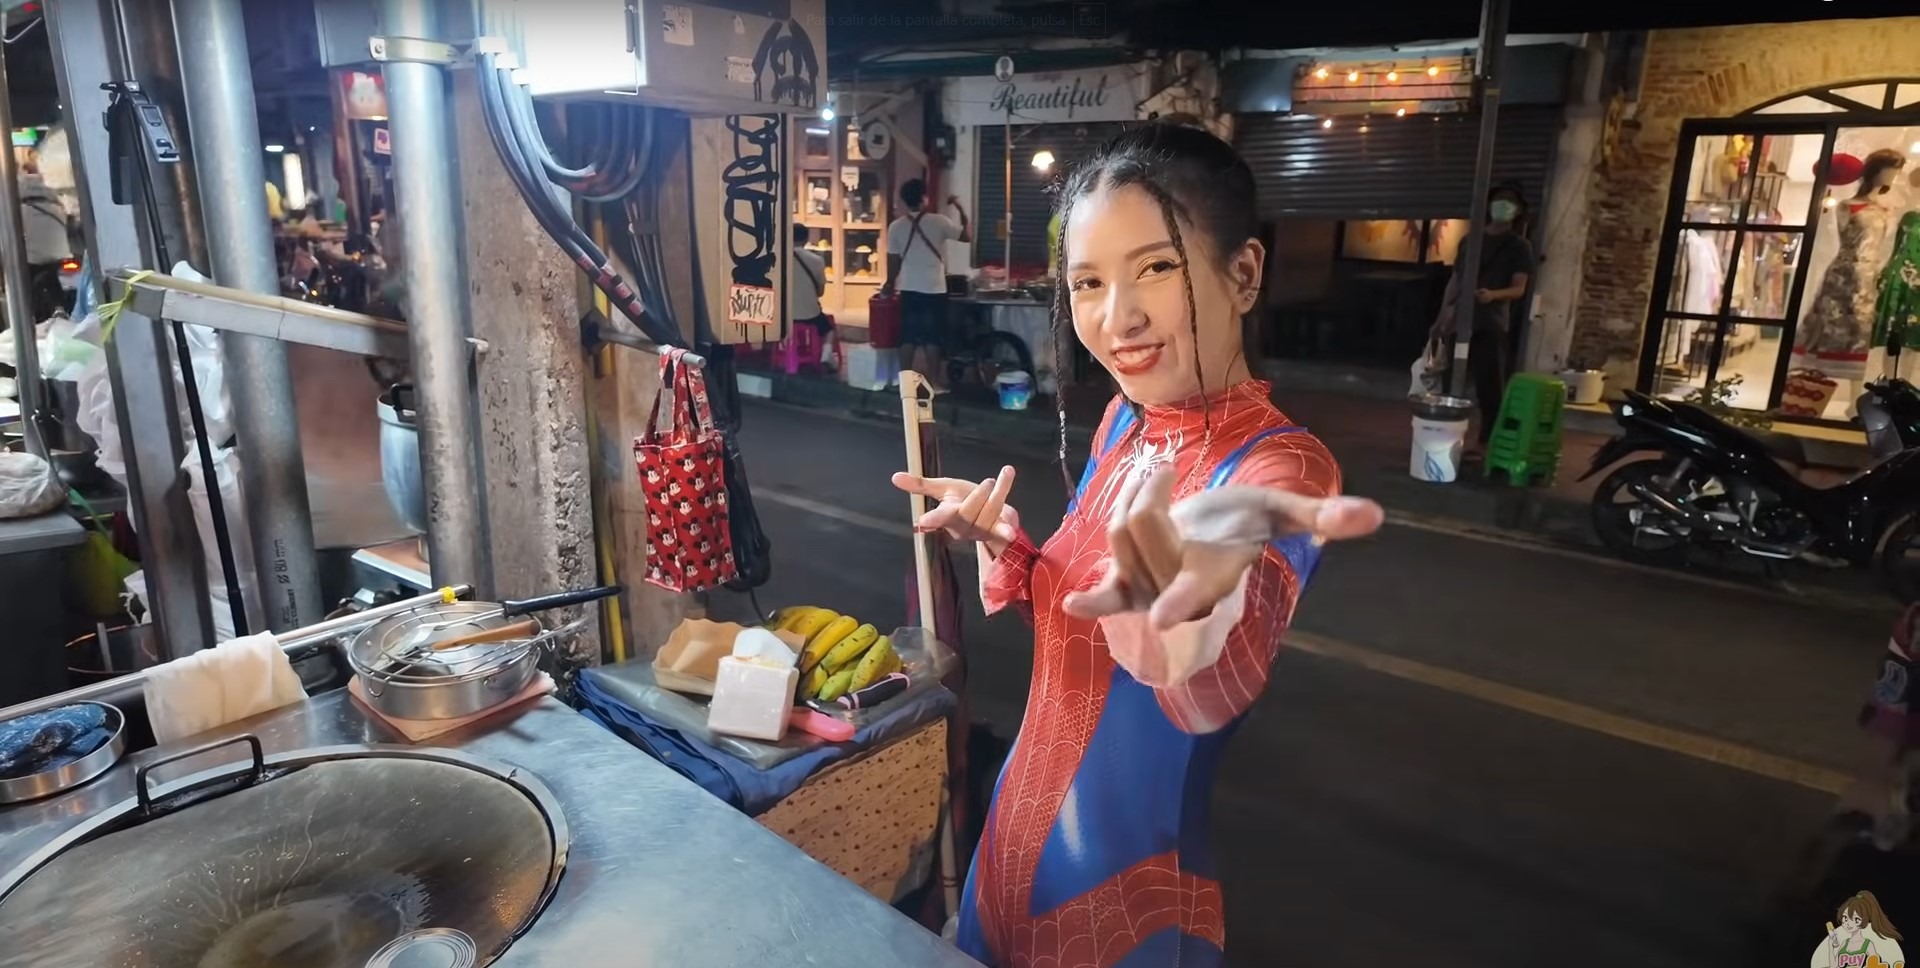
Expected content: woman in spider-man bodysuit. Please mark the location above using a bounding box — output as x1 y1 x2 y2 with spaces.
893 123 1386 968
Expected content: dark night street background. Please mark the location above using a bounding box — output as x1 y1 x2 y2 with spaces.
706 396 1902 968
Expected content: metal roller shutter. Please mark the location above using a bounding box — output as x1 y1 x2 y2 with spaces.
977 121 1129 270
1235 106 1563 220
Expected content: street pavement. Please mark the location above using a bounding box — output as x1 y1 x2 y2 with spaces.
711 397 1908 968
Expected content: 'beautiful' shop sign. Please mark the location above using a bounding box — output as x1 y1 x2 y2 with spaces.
946 66 1146 126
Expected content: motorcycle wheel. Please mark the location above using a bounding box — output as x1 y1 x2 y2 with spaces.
1590 458 1695 566
970 331 1035 390
1876 509 1920 605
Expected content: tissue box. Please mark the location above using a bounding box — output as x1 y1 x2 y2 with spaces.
707 656 799 742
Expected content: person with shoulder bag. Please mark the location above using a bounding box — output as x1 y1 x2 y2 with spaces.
883 178 971 392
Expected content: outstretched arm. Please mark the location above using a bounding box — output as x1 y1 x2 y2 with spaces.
1065 456 1381 732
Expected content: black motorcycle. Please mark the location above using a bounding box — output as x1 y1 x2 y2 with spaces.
1582 379 1920 602
1860 375 1920 461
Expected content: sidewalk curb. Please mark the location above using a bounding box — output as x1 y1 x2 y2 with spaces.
743 368 1895 615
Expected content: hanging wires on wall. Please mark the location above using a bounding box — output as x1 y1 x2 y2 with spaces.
473 49 681 349
474 45 770 592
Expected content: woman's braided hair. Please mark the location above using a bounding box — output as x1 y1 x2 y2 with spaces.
1046 120 1260 494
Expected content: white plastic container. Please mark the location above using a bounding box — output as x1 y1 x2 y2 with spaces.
706 656 798 742
1559 369 1605 405
995 370 1032 410
1410 416 1471 482
843 343 899 391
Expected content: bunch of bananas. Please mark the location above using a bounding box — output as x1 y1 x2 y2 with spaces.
773 606 901 702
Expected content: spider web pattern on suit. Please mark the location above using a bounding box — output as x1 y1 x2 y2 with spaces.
968 382 1341 967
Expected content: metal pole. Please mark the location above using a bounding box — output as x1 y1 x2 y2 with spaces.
0 39 49 458
173 0 322 631
115 0 211 270
1448 0 1512 399
1003 107 1013 286
378 0 493 595
46 0 215 659
0 583 473 722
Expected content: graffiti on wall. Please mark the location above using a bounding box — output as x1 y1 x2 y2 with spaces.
751 19 818 108
720 114 781 330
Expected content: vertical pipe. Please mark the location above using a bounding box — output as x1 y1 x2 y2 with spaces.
1002 108 1012 284
45 0 214 658
1448 0 1512 399
0 38 47 458
172 0 322 631
378 0 492 594
114 0 210 270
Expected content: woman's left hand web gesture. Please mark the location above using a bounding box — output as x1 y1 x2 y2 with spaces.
1062 467 1384 630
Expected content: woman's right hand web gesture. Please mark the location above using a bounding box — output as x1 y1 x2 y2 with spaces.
892 465 1019 558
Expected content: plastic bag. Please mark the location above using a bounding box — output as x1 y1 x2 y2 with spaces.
184 445 262 640
169 262 236 447
114 447 262 641
0 453 66 519
1409 337 1448 397
72 338 125 482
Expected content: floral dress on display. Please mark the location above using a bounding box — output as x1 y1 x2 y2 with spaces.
1797 201 1894 382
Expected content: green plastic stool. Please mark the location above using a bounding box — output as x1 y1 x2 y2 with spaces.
1484 374 1565 486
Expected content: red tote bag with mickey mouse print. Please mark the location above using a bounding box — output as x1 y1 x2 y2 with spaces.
634 348 737 592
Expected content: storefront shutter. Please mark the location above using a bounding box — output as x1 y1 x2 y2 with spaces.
1235 106 1563 220
977 121 1130 271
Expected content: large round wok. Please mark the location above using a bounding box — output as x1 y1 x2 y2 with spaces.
0 739 567 968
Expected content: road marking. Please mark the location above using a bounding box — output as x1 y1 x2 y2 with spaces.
1382 508 1884 615
759 486 978 556
1286 630 1852 796
759 482 1855 795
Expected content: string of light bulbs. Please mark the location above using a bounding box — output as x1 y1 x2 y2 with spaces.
1311 62 1451 83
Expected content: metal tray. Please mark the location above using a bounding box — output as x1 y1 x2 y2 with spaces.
0 702 127 805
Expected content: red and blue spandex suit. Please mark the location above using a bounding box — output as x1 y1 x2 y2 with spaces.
956 381 1341 968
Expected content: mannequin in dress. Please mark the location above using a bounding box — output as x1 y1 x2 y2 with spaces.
1795 149 1908 382
1875 209 1920 367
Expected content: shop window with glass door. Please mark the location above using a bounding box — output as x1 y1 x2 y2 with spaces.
1643 81 1920 423
1644 127 1826 413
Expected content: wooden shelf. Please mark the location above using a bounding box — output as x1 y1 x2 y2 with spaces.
791 116 892 315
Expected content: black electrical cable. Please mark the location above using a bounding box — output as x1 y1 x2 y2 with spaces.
481 54 771 591
476 54 680 349
108 90 249 637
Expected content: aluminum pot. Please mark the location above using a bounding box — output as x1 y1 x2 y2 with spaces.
348 603 550 720
376 384 426 536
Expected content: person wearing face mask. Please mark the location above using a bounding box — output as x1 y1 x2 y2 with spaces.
1432 185 1536 446
891 123 1384 968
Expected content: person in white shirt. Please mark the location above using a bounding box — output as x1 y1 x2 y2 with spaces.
790 224 835 365
18 157 74 320
19 165 71 268
883 178 970 390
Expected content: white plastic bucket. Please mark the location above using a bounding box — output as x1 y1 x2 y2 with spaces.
1409 415 1471 483
842 343 899 391
1559 369 1605 405
996 370 1033 410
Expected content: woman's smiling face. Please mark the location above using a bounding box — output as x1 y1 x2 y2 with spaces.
1064 183 1263 405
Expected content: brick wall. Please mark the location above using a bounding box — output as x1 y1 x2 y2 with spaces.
1568 17 1920 389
